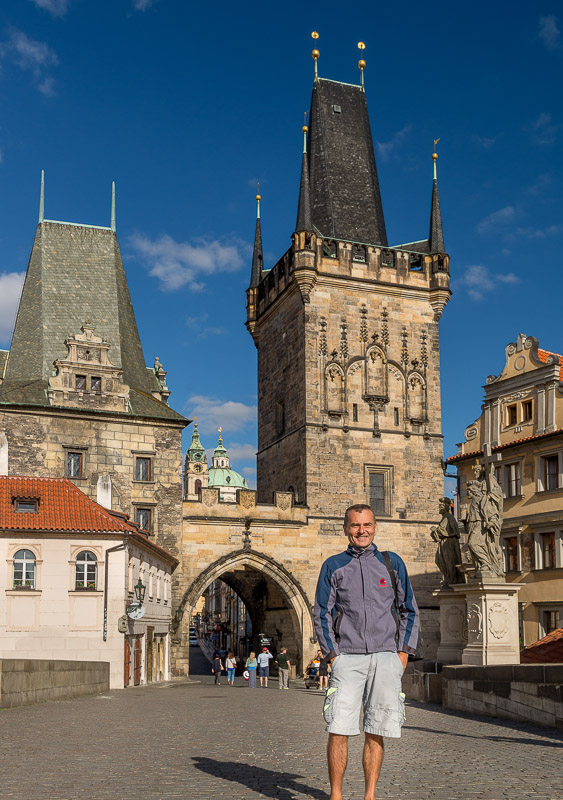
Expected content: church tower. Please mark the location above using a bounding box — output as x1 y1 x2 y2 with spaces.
184 419 209 499
246 54 450 561
0 176 187 555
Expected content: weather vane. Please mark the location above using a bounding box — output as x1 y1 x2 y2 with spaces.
311 31 320 81
357 42 366 90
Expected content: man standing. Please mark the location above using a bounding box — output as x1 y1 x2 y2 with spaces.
276 647 291 689
314 504 419 800
257 646 273 688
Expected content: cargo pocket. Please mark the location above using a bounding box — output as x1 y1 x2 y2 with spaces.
323 686 338 725
398 691 406 726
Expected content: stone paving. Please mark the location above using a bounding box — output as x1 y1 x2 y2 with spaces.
0 645 561 800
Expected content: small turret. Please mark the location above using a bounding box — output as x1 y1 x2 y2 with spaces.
249 192 264 288
429 142 445 254
295 123 313 233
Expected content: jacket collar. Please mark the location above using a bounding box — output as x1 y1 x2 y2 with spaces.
346 542 378 558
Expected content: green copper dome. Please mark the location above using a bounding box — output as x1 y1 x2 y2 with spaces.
208 467 248 489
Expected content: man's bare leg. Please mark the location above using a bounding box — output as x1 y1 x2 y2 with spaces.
362 733 384 800
327 733 348 800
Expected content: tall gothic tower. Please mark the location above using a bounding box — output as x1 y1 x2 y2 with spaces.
246 73 450 544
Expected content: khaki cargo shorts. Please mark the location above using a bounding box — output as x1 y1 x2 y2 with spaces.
322 651 406 738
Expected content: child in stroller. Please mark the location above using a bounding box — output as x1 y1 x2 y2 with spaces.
304 650 324 689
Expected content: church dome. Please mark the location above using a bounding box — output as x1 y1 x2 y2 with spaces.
208 467 248 489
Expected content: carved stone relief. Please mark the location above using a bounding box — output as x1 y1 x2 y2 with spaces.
467 603 483 641
444 605 464 639
488 601 509 640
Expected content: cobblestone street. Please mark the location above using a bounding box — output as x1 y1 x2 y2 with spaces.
1 647 561 800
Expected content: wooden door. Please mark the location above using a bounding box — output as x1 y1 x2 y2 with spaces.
124 639 131 687
134 638 142 685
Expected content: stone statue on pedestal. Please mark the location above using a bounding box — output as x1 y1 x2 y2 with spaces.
430 497 462 588
465 462 504 580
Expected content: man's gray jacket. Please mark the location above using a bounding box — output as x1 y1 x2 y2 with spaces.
313 543 419 659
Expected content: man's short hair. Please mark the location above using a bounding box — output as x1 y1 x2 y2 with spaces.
344 504 374 527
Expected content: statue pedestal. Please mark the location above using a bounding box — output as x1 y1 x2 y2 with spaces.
432 588 467 664
452 582 523 665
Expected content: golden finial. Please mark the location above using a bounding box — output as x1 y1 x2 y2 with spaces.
218 427 223 445
357 42 366 90
256 182 261 219
311 31 320 81
302 111 309 153
194 416 198 422
432 138 440 179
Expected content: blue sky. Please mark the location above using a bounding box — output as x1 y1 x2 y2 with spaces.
1 0 562 491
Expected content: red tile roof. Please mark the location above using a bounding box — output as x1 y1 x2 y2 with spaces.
537 348 563 381
0 475 138 533
446 427 563 464
520 628 563 664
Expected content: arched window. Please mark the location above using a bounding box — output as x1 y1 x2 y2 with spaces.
13 549 36 589
195 479 202 496
75 550 97 590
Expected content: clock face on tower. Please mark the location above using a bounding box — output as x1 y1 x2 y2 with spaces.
193 463 203 473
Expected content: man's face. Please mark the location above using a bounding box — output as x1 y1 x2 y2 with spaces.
344 509 376 549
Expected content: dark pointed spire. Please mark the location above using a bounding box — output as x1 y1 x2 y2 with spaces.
429 144 445 253
250 192 263 288
295 124 312 232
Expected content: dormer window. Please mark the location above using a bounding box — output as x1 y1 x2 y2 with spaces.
14 498 38 513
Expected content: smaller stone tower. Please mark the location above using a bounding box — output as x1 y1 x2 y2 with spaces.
184 419 209 499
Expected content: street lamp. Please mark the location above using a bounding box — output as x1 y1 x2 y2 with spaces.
134 578 146 605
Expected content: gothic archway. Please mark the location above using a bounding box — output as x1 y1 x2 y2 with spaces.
174 549 315 676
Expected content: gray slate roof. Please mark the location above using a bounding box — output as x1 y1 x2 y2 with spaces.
307 79 387 246
0 221 185 424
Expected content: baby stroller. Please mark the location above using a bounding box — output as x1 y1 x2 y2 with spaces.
304 661 320 689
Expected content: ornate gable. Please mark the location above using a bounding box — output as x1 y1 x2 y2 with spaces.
47 323 130 412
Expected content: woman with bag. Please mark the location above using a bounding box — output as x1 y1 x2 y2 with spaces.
245 651 257 688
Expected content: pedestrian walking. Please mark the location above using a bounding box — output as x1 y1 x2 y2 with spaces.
275 647 291 689
226 652 237 686
212 652 224 685
257 646 273 687
316 649 329 691
245 651 257 688
314 504 419 800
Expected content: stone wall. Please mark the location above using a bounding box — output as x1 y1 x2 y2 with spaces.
442 663 563 728
0 406 184 550
0 659 109 708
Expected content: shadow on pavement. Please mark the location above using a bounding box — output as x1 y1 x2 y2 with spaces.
406 724 563 747
193 757 329 800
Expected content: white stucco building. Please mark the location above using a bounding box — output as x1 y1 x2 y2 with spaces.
0 475 178 689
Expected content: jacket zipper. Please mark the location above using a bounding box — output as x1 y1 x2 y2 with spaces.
359 553 367 650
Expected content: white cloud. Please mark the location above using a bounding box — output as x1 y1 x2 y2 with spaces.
31 0 70 16
475 205 517 234
129 233 250 291
456 265 519 302
185 314 226 339
531 112 562 145
132 0 158 9
526 173 552 195
375 124 412 161
242 466 256 476
0 29 58 94
0 272 25 342
512 224 563 239
538 15 561 52
227 443 257 462
473 135 496 149
185 395 256 434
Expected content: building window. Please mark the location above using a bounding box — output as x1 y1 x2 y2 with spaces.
507 404 517 426
364 466 392 517
135 457 151 482
506 462 521 498
542 608 561 637
352 403 358 422
13 549 36 589
544 455 559 491
136 507 152 533
66 451 83 478
14 498 38 513
194 479 202 496
504 536 519 572
394 407 399 426
276 400 286 436
523 400 532 421
75 551 97 590
541 532 556 569
91 376 102 392
76 374 86 390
